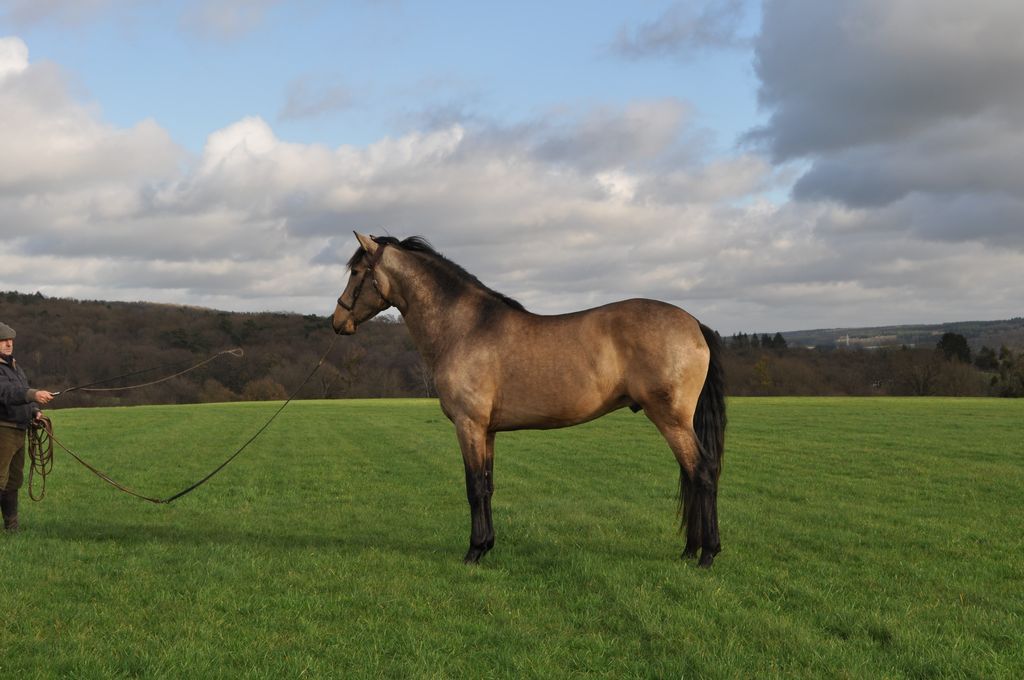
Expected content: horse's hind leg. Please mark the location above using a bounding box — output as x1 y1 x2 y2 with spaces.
645 404 720 567
681 482 702 559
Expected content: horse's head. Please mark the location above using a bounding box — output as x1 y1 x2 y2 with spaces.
332 232 394 335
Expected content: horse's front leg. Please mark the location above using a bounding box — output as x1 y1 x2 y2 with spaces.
483 432 495 551
457 422 494 564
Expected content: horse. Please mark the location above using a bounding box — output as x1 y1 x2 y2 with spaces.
332 233 727 567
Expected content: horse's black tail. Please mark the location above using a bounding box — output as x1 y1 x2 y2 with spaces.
680 323 727 530
695 323 726 475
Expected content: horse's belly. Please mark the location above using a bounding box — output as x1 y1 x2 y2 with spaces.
489 373 629 431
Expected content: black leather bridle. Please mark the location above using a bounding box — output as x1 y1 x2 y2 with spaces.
337 242 389 312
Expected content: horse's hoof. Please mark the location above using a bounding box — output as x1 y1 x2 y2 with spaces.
681 547 699 560
697 551 716 569
463 548 484 564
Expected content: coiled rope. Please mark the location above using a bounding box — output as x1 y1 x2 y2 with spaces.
28 415 54 501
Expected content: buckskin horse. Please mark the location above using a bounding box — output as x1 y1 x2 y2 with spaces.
333 233 726 567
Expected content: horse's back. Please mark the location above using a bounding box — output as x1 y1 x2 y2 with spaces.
538 298 707 360
497 297 707 373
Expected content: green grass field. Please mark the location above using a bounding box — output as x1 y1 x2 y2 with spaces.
2 397 1021 678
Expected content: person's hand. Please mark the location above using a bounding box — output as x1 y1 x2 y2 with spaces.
35 410 45 421
33 390 54 405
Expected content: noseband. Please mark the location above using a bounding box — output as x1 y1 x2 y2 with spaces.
337 242 389 312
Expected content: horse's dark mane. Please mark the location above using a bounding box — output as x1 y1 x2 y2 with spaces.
349 235 525 312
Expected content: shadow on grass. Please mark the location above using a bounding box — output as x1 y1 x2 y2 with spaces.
34 515 700 570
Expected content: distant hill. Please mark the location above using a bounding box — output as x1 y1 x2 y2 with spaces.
0 290 426 407
780 318 1024 351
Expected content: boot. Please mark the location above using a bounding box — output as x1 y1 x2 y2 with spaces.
0 490 18 532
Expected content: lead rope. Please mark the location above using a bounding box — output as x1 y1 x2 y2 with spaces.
32 335 338 504
53 348 244 396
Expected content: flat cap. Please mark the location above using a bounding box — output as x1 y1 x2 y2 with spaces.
0 322 15 340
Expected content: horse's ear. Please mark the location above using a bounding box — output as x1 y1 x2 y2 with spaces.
354 232 378 255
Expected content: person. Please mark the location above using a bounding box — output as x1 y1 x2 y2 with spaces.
0 322 54 532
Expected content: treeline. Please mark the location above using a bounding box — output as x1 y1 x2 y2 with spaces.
721 331 1024 397
2 291 1021 407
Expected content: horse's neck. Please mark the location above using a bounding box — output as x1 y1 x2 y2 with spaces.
392 265 474 367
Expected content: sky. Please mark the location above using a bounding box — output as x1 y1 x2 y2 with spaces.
1 0 1022 335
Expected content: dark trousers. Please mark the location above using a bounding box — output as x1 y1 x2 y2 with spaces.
0 426 26 492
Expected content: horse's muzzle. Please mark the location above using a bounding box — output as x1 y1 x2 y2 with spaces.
332 317 357 335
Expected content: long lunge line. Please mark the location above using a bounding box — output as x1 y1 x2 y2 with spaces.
37 335 337 504
52 348 245 396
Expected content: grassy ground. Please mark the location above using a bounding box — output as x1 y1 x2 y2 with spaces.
1 397 1021 678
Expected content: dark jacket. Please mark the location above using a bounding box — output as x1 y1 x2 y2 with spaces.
0 357 40 429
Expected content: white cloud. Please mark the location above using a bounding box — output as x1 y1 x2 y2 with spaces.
0 35 28 79
2 19 1023 333
0 45 782 324
0 39 181 195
